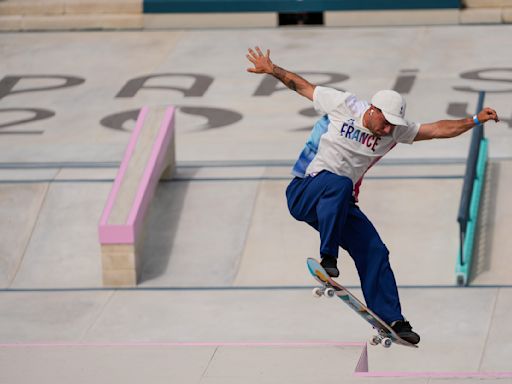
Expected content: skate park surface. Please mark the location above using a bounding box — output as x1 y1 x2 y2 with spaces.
1 25 512 383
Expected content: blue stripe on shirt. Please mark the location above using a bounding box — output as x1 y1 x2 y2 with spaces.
291 115 329 178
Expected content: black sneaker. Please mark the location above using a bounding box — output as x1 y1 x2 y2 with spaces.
391 320 420 345
320 254 339 278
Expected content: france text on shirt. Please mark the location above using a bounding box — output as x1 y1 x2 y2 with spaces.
340 119 382 152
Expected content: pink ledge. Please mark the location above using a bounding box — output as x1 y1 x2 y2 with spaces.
355 371 512 378
98 106 175 244
0 341 365 348
128 107 175 238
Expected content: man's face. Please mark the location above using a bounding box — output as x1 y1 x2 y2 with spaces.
368 107 396 137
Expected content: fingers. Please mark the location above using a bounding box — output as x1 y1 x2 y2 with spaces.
247 46 265 59
488 111 498 122
485 107 499 122
479 107 500 123
246 53 256 64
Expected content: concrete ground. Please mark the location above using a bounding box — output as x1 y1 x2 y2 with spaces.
1 25 512 382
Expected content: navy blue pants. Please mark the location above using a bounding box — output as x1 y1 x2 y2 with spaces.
286 171 404 324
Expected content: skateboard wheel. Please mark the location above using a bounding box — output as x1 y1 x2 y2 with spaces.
312 287 323 298
370 335 380 346
325 288 336 298
382 338 392 348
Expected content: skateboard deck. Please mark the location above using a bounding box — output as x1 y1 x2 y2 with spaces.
307 257 418 349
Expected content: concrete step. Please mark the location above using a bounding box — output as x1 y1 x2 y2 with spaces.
464 0 512 7
1 289 512 380
0 0 142 31
0 0 141 15
0 342 368 384
0 14 143 31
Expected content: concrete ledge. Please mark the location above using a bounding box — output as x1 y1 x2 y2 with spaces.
2 2 512 30
0 15 22 30
326 9 459 26
503 7 512 21
460 7 503 23
0 0 65 16
101 244 138 287
16 14 143 30
0 342 368 382
64 0 142 14
463 0 512 7
0 0 142 16
102 266 138 287
98 106 176 287
144 12 277 28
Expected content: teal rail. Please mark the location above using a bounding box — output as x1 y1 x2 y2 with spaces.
455 138 488 285
455 101 488 286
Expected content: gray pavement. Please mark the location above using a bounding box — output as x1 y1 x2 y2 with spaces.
1 288 511 377
1 24 512 382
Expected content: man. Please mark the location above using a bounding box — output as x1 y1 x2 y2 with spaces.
246 46 499 345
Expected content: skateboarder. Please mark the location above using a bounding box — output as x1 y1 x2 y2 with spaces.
246 46 499 345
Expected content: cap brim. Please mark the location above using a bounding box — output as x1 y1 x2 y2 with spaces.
382 111 407 126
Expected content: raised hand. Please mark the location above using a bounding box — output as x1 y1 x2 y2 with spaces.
246 46 274 74
477 107 500 123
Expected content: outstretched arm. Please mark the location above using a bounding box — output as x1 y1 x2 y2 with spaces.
414 107 499 141
246 46 316 101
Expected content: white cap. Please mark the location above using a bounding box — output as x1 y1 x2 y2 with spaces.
371 90 407 126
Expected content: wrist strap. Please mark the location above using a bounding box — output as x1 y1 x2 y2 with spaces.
473 115 480 125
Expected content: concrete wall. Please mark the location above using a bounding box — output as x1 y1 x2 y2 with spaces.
2 0 512 31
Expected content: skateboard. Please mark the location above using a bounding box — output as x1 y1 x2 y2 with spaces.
306 258 418 349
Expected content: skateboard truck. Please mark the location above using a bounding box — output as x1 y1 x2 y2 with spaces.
312 286 336 298
370 334 393 348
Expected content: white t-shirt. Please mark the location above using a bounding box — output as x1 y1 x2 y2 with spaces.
305 86 420 186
